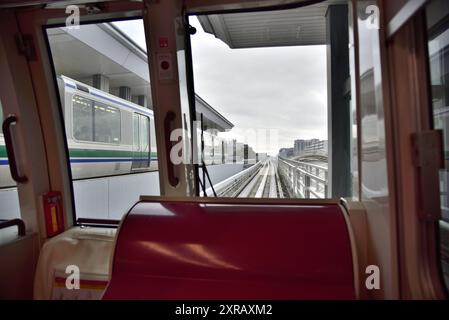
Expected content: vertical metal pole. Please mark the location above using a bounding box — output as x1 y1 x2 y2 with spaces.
325 170 329 198
305 174 311 198
183 14 200 196
294 167 298 197
201 113 205 194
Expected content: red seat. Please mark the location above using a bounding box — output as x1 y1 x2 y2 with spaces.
103 199 355 299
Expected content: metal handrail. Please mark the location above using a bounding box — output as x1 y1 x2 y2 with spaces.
278 157 328 199
77 218 120 228
280 157 328 171
2 115 28 183
282 161 327 184
0 218 26 236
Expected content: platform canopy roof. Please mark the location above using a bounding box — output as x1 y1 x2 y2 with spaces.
197 0 346 49
47 23 150 97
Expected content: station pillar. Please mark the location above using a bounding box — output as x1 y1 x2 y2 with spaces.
326 4 351 198
92 74 110 92
119 86 132 101
133 94 148 109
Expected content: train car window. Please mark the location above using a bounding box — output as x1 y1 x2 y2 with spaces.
45 19 160 221
0 99 20 220
72 95 94 142
140 115 150 167
189 1 356 199
426 0 449 291
132 113 140 169
132 113 150 169
73 96 121 144
93 102 121 144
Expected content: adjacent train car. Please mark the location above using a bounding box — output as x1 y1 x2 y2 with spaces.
0 125 14 188
59 76 158 180
1 76 159 188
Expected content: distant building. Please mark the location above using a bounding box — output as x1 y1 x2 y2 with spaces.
256 153 268 162
303 140 328 156
244 144 256 165
286 138 329 158
279 148 294 158
281 138 328 158
294 139 306 156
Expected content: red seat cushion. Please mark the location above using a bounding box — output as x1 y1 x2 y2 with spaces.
103 200 355 299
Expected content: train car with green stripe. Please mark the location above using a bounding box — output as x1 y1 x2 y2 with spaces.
61 75 159 180
0 75 159 188
0 136 11 188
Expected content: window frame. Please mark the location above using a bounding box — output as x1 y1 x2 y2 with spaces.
71 94 94 143
425 1 449 293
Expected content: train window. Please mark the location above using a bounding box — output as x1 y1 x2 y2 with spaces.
93 102 121 144
189 1 356 199
73 96 121 144
72 95 94 142
45 18 160 220
132 113 151 169
140 115 150 167
133 113 140 159
426 0 449 290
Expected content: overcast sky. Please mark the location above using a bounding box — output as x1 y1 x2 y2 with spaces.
114 17 327 155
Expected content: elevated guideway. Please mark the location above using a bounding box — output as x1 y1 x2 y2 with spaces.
206 158 285 198
206 157 329 199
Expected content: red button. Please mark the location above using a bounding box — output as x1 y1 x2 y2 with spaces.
161 61 170 70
